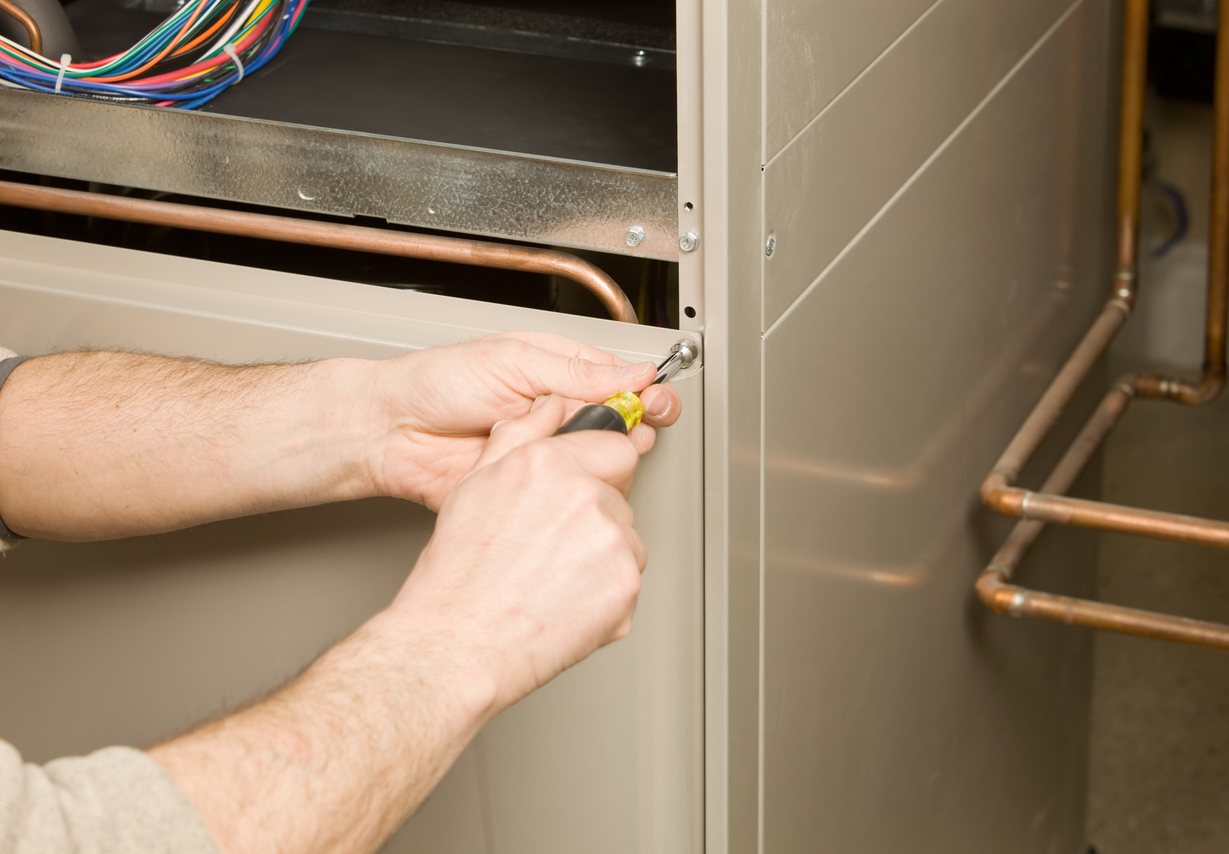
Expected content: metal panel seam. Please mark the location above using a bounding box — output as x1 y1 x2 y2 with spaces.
761 0 1090 340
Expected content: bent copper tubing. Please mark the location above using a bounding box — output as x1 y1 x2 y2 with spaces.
0 0 42 55
0 180 639 324
976 0 1229 650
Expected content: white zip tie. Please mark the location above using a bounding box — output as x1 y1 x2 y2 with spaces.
54 54 70 94
222 43 243 82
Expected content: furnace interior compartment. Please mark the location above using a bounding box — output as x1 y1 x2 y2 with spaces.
62 0 678 173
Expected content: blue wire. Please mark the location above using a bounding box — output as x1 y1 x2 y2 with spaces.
0 0 308 108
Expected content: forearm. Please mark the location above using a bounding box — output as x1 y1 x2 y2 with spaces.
149 609 495 854
0 352 383 540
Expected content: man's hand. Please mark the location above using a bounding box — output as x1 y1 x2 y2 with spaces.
0 333 682 539
152 395 651 854
369 331 681 510
387 393 646 709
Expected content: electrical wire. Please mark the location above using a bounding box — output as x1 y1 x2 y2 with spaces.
0 0 308 109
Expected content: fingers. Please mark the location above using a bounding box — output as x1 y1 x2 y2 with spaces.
551 429 640 497
495 331 625 367
511 344 656 403
491 333 676 405
471 395 567 471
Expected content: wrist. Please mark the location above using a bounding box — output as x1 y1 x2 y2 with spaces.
307 357 390 504
369 596 503 732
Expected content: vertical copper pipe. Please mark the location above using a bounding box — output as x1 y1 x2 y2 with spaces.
1114 0 1150 304
1202 0 1229 387
1133 0 1229 405
0 0 42 55
981 0 1150 507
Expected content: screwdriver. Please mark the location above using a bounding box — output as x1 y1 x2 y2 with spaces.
554 340 700 436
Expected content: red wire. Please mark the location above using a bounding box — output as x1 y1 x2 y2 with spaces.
92 0 213 82
125 17 267 87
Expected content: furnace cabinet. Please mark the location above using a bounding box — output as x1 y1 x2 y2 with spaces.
0 0 1112 851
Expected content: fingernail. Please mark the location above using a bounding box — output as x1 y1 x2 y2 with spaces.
490 419 510 432
619 361 653 379
530 395 549 412
644 390 670 418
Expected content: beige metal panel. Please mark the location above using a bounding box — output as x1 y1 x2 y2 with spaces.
762 0 1077 329
699 0 765 851
765 0 934 158
761 0 1111 849
0 232 703 854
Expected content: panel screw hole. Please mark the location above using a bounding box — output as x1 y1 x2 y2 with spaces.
684 306 696 318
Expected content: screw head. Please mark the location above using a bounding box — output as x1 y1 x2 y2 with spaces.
625 226 646 247
679 231 700 252
765 235 776 257
632 50 650 67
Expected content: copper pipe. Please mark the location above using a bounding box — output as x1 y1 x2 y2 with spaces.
1113 0 1149 301
978 578 1229 651
0 180 639 324
975 0 1229 652
980 298 1130 505
0 0 42 56
989 384 1133 578
1010 490 1229 548
977 377 1229 651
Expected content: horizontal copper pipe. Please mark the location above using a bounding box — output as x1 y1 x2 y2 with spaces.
978 577 1229 651
1010 491 1229 548
975 0 1229 652
0 0 42 56
0 180 639 324
977 380 1229 650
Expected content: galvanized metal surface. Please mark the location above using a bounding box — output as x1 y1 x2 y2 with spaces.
0 91 679 261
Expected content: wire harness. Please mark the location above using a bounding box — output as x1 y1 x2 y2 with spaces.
0 0 308 109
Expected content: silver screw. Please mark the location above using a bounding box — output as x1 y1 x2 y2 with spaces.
765 235 776 257
632 50 650 67
679 231 700 252
625 226 646 247
297 186 317 202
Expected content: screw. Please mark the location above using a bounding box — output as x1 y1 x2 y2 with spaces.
625 226 646 247
765 235 776 257
679 231 700 252
297 186 317 202
632 50 650 67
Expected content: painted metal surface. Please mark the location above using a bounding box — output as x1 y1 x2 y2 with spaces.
764 0 933 159
762 0 1078 327
0 91 679 261
758 0 1110 851
0 231 703 854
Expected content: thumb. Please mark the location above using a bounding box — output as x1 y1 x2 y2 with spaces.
470 394 567 472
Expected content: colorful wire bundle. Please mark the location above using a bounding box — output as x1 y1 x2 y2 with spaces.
0 0 309 109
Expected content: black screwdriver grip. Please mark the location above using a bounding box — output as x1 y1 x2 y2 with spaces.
554 404 629 435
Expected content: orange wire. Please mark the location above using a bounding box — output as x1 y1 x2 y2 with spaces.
93 0 214 82
172 3 239 57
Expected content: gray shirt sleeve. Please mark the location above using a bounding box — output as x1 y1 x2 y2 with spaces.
0 348 29 551
0 740 219 854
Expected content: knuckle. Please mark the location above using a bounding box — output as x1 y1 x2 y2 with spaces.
568 356 599 386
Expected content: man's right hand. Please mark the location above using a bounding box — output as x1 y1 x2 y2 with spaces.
152 394 652 854
384 393 647 716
